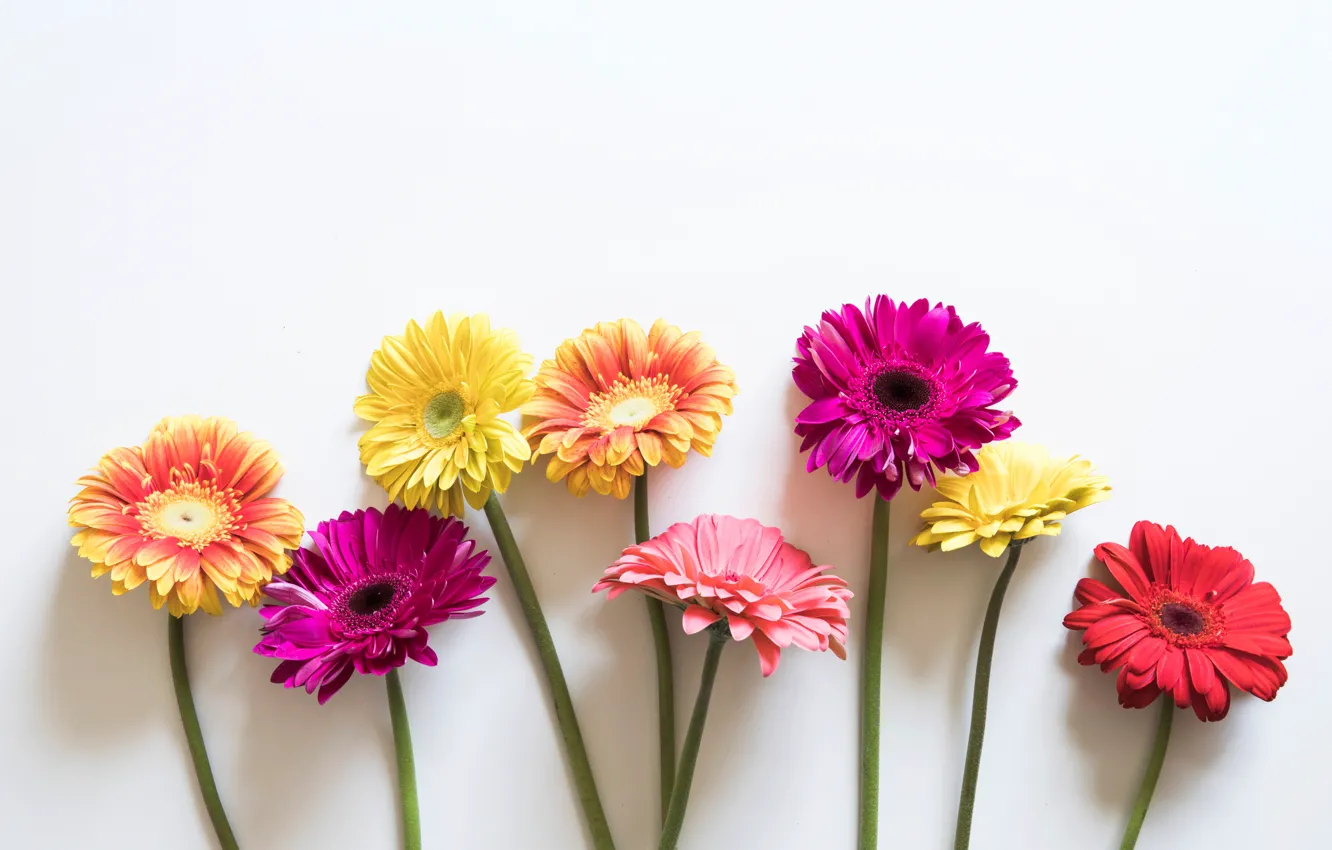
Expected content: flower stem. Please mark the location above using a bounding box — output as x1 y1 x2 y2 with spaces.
483 494 616 850
953 543 1025 850
636 471 676 824
385 669 420 850
658 628 726 850
1120 699 1174 850
167 614 239 850
859 496 890 850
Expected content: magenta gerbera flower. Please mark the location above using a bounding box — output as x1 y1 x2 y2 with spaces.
793 296 1020 500
255 504 494 703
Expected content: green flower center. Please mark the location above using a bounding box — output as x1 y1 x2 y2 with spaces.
423 391 466 438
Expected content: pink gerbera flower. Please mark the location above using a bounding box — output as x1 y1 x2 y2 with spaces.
593 514 852 676
256 504 494 703
793 297 1020 500
1064 521 1292 722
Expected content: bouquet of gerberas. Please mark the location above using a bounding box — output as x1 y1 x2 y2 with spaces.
66 301 1291 850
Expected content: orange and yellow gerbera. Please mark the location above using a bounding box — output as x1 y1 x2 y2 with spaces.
69 416 304 616
523 319 738 498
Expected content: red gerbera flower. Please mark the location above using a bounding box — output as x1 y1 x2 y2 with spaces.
1064 520 1292 721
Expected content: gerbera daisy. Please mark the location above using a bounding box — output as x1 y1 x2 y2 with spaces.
912 441 1111 558
522 318 737 499
69 415 304 616
594 514 851 676
793 296 1017 848
524 317 738 824
255 504 494 703
596 515 850 849
257 505 493 850
1065 520 1292 722
793 296 1019 500
355 312 535 517
909 442 1108 850
69 414 303 849
1066 522 1291 849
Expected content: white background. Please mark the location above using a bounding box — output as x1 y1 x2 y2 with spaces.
2 3 1329 848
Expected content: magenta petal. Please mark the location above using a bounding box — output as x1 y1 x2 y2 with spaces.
796 397 849 425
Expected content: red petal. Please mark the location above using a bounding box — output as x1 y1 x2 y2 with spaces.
1221 632 1293 658
1222 583 1291 634
1185 648 1217 695
1085 615 1148 649
1073 578 1123 606
1094 542 1151 601
1155 648 1184 692
1185 649 1231 721
1125 636 1167 674
1129 521 1177 586
1064 602 1123 630
1095 629 1149 671
1206 648 1252 693
1115 668 1162 709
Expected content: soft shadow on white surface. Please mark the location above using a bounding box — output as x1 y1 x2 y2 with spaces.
43 546 167 746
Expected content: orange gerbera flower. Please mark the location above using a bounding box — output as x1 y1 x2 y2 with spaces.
69 416 304 616
522 319 737 498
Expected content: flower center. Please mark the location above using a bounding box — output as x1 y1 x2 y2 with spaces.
851 360 942 424
331 573 414 633
1145 587 1223 647
422 391 466 439
348 581 399 615
609 397 658 427
137 483 241 551
1160 602 1205 636
873 370 933 412
583 376 682 432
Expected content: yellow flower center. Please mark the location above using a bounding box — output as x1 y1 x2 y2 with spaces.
584 376 681 432
414 383 477 447
138 482 241 550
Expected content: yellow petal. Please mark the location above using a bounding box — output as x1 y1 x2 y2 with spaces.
940 532 979 552
979 534 1011 558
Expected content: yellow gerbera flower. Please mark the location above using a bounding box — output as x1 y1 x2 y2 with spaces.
355 312 535 516
522 318 738 498
911 441 1110 558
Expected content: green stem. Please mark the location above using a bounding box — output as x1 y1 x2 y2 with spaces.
386 670 420 850
953 543 1025 850
1119 699 1174 850
483 494 616 850
167 614 240 850
637 471 676 824
658 629 726 850
859 496 890 850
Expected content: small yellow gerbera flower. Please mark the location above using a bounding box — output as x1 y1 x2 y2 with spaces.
355 312 535 516
911 441 1110 558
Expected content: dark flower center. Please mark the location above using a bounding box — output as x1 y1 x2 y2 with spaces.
1160 602 1205 636
873 370 933 412
348 581 399 615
